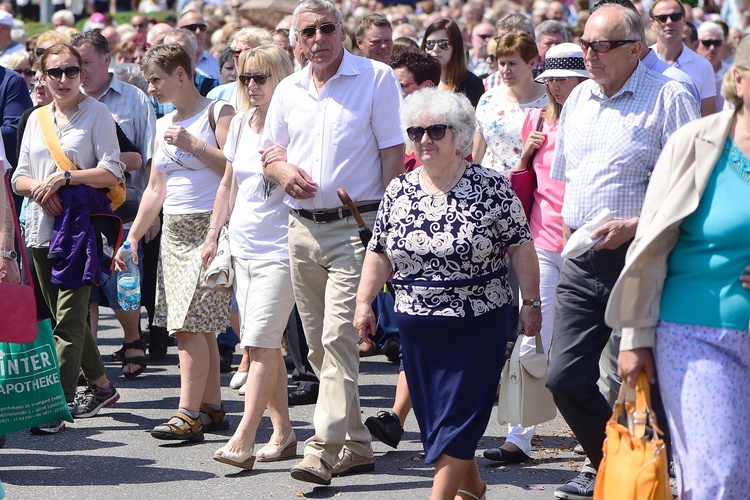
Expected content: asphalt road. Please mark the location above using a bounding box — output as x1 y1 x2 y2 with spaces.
0 308 585 499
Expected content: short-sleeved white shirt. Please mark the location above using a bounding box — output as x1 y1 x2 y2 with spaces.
262 50 404 210
223 110 289 260
653 43 717 100
153 100 231 215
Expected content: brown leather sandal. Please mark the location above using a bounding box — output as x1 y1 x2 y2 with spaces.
122 338 147 379
199 403 230 432
151 411 204 442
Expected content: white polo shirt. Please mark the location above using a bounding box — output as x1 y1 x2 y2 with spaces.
263 50 404 210
652 43 717 100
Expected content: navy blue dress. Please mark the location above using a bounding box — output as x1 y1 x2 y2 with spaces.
369 162 531 463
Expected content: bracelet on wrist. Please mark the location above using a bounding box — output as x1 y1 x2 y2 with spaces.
196 141 207 159
208 226 220 234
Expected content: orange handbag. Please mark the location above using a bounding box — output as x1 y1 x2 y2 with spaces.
594 373 671 500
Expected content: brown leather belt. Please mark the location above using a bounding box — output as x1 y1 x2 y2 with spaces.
292 202 380 223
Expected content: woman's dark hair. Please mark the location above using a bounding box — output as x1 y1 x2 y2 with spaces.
420 18 466 92
140 43 193 81
40 43 83 72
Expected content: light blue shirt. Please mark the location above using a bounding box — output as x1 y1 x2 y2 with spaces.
642 48 700 106
551 61 700 229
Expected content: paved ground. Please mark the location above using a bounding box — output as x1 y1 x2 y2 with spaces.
0 308 586 499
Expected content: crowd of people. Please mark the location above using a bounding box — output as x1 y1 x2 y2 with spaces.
0 0 748 498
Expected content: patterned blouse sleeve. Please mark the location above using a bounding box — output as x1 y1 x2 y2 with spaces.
367 176 398 253
488 168 532 247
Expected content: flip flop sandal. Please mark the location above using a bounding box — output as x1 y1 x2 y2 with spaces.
122 339 148 379
151 411 204 442
200 402 230 432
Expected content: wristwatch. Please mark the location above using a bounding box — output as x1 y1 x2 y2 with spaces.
64 171 72 186
522 299 542 308
0 250 17 260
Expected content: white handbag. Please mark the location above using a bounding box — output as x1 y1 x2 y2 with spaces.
497 331 557 427
202 226 234 293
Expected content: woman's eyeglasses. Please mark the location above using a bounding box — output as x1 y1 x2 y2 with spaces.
424 39 451 51
45 66 81 80
579 39 637 53
238 73 271 86
18 69 35 77
406 124 453 142
297 23 338 39
35 47 47 57
542 77 570 84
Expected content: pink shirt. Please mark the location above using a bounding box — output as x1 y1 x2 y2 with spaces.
521 108 565 253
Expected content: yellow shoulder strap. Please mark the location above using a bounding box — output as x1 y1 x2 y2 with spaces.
37 105 77 172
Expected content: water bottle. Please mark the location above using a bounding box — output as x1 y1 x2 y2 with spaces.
117 241 141 311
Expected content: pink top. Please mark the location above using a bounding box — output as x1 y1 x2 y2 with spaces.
521 107 565 253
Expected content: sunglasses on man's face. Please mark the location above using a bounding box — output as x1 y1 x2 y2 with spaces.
297 22 338 39
406 124 453 142
651 12 684 24
238 73 271 86
183 23 207 32
699 39 723 48
579 39 637 54
45 66 81 80
424 39 451 51
475 34 494 40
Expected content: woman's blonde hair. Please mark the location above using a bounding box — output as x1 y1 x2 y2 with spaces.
236 44 293 113
723 34 750 109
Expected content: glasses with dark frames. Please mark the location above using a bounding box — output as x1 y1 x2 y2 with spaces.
651 12 684 24
699 39 723 48
542 77 570 84
475 34 494 40
579 39 637 53
296 22 338 39
238 73 271 86
406 124 453 142
45 66 81 80
182 23 207 32
424 39 451 51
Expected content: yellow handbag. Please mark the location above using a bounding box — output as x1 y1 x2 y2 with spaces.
594 373 671 500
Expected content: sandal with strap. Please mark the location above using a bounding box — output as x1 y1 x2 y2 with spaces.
457 483 487 500
151 411 204 442
122 338 147 379
200 402 230 432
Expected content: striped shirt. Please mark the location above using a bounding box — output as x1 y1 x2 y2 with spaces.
551 61 700 229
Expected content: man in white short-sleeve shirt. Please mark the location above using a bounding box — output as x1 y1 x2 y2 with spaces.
263 0 404 486
650 0 717 115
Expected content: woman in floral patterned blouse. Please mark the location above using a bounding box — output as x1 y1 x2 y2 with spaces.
354 88 541 500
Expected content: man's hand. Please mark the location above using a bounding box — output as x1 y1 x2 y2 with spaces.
618 347 656 388
268 161 318 199
591 217 637 251
0 258 20 284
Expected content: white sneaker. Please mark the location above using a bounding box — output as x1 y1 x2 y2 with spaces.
238 382 247 396
230 371 248 389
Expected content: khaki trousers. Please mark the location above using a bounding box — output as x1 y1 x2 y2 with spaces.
287 212 373 467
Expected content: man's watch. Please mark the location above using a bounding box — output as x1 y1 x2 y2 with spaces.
0 250 17 260
522 299 542 308
64 171 72 186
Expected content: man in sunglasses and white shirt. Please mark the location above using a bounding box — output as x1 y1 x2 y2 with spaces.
262 0 404 487
546 4 699 498
696 21 731 111
177 10 220 81
650 0 716 115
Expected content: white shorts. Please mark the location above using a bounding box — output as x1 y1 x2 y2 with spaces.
232 257 295 349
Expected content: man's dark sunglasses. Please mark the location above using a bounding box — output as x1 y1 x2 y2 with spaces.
238 73 271 86
699 39 723 48
45 66 81 80
297 22 338 39
579 39 637 53
183 23 207 32
406 124 453 142
651 12 684 24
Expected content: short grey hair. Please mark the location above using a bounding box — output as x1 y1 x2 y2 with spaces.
535 20 568 41
697 21 724 40
400 88 475 158
496 13 534 37
594 4 645 42
291 0 344 42
163 28 199 55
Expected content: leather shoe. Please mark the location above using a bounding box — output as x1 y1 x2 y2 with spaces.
288 387 318 406
365 410 403 449
483 447 530 464
290 454 331 485
331 448 375 477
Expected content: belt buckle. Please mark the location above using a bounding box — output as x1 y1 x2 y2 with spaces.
311 211 324 223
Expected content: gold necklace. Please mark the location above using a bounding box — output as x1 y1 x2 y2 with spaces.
420 161 465 197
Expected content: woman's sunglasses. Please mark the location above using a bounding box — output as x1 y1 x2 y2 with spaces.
238 73 271 86
406 124 452 142
424 39 451 51
45 66 81 80
297 23 338 39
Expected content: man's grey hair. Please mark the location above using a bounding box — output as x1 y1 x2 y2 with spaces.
400 88 475 158
535 20 569 42
291 0 344 43
596 4 645 42
496 13 534 36
697 21 724 39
